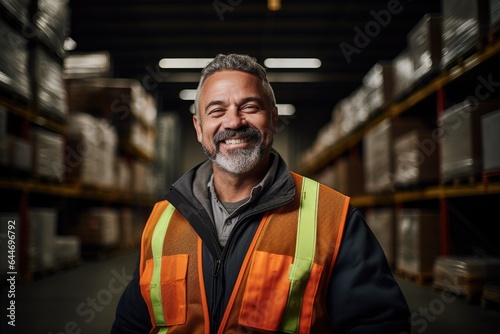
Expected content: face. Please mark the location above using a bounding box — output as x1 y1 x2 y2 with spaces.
193 70 278 175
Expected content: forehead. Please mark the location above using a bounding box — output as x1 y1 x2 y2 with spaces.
200 70 264 97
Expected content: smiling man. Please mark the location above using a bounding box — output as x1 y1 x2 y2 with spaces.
111 53 411 334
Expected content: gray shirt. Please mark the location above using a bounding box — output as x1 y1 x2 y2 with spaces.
207 152 279 246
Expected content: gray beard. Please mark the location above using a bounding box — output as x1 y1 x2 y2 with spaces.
212 146 262 174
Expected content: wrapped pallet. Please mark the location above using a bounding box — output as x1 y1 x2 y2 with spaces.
481 109 500 173
365 207 396 268
0 17 31 101
34 46 68 121
441 0 491 68
66 112 117 188
28 208 58 271
75 208 120 248
31 128 64 182
433 256 500 303
439 100 500 183
396 209 440 278
392 49 415 100
363 118 424 193
393 128 439 188
407 14 442 83
362 61 394 114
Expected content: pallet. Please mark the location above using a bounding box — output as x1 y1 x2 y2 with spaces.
441 173 481 187
395 268 433 286
481 284 500 311
433 282 483 304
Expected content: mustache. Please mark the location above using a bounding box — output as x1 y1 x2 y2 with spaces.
213 127 261 144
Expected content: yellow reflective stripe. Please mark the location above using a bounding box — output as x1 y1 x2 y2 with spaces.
150 204 176 329
281 177 319 333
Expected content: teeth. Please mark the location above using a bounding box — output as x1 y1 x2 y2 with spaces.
225 138 247 145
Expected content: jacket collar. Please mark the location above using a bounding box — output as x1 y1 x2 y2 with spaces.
168 149 296 222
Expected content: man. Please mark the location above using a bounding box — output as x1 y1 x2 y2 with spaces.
111 53 411 333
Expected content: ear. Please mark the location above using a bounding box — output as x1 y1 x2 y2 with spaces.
193 115 203 143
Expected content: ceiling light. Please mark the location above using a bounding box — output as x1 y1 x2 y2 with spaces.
63 37 77 51
264 58 321 69
268 0 281 11
179 89 197 100
159 58 213 69
277 104 296 116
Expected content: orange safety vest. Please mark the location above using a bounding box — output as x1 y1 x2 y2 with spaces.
139 172 350 334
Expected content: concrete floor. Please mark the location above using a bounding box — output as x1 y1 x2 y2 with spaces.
3 250 500 334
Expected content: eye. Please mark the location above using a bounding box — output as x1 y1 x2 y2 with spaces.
241 104 260 112
208 108 225 116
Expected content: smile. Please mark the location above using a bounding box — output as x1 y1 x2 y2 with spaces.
224 138 249 145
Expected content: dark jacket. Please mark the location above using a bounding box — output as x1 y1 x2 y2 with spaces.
111 153 411 333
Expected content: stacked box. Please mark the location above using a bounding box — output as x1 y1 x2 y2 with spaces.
154 112 181 196
75 208 120 247
333 156 365 196
27 208 57 271
439 100 500 183
63 51 112 79
36 0 70 58
32 128 64 182
34 47 68 120
0 0 30 26
66 78 156 127
492 0 500 28
393 129 439 188
66 112 117 188
9 136 32 173
396 209 440 275
407 14 442 83
115 157 132 191
54 235 81 264
441 0 490 68
392 49 415 100
131 160 154 195
0 18 31 101
481 109 500 173
363 118 423 193
119 208 135 248
363 61 394 114
365 207 396 267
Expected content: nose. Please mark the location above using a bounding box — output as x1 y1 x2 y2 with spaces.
223 107 247 129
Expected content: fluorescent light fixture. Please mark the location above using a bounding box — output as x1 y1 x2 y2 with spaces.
159 58 213 69
179 89 197 101
264 58 321 69
277 104 296 116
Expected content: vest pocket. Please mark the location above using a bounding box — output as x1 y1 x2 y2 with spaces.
140 254 189 326
238 250 293 331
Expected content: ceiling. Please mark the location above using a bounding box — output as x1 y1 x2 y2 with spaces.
68 0 442 134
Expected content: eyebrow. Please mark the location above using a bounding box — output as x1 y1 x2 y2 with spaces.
203 96 266 113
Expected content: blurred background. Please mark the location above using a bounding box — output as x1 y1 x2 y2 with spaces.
1 0 500 333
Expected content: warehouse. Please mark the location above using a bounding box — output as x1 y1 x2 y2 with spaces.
1 0 500 333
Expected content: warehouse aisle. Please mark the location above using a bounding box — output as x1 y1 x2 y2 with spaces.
6 250 500 334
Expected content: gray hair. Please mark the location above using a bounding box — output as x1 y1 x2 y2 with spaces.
194 54 276 117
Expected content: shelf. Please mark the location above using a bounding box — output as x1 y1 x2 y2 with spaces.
0 178 156 206
350 182 500 207
0 97 67 135
298 39 500 176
